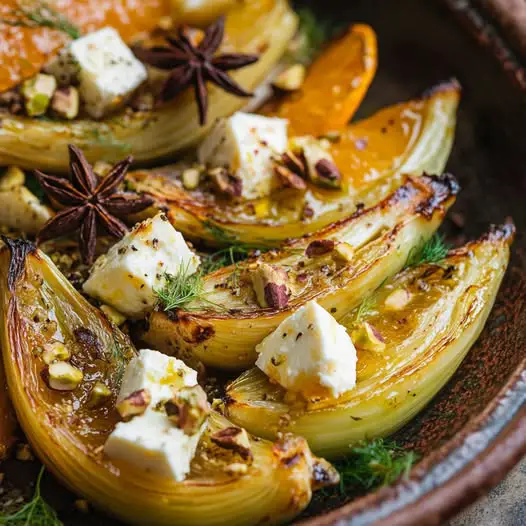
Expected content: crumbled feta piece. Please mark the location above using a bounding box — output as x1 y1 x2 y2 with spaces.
198 112 288 200
46 27 147 118
255 301 357 399
83 213 200 318
104 349 207 482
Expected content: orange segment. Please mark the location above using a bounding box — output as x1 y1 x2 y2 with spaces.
269 24 377 136
0 0 171 93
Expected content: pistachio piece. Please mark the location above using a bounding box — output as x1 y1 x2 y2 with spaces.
164 384 210 436
305 239 336 258
182 168 201 190
314 159 342 189
42 341 71 365
274 165 307 190
48 361 83 391
351 322 386 353
89 382 112 408
250 262 290 309
384 288 413 311
21 73 57 117
281 150 306 176
210 426 253 461
333 242 354 263
51 86 79 119
100 304 126 326
0 166 25 191
290 136 342 189
272 64 306 91
253 200 270 219
208 167 243 198
116 389 151 420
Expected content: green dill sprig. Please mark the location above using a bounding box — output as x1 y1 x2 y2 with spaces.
330 439 418 496
201 244 264 275
0 467 62 525
354 295 376 323
155 263 224 312
406 233 451 268
1 1 81 40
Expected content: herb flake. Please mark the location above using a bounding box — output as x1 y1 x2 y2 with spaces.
1 1 80 40
0 467 62 525
406 233 451 268
329 439 418 496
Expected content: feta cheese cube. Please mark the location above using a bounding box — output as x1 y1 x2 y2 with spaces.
83 213 200 318
104 349 207 482
255 301 357 399
119 349 197 405
198 112 288 200
46 27 147 118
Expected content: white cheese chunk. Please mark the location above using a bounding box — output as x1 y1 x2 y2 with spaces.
255 301 357 399
83 213 200 318
198 112 288 200
46 27 147 118
104 349 206 482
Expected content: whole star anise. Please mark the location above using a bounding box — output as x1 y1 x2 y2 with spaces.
35 145 154 265
134 16 259 125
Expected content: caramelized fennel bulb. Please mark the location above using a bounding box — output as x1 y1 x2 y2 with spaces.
0 0 297 172
142 173 459 369
131 81 460 247
0 240 337 525
224 224 515 458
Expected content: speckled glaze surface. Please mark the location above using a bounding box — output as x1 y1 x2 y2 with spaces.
1 1 525 524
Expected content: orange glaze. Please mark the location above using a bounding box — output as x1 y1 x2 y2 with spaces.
0 0 170 93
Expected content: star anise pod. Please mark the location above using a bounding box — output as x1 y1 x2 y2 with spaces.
134 16 259 125
35 145 154 265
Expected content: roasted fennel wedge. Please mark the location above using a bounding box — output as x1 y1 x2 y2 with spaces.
130 80 459 247
0 240 337 526
0 0 297 172
224 224 515 458
142 173 459 369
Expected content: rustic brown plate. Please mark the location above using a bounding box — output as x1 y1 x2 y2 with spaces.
1 0 525 524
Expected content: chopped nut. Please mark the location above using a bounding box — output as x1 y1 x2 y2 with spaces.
314 159 342 189
384 288 413 311
0 166 25 191
273 64 306 91
224 462 248 476
89 382 112 408
51 86 79 119
290 136 342 189
253 200 270 219
48 361 83 391
281 150 306 176
351 322 386 353
182 168 201 190
130 91 155 112
208 167 242 198
164 384 210 436
305 239 336 257
100 304 126 326
21 73 57 117
250 262 290 309
116 389 151 420
42 341 70 365
74 499 90 513
274 165 307 190
333 242 354 263
16 444 34 462
211 426 253 461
